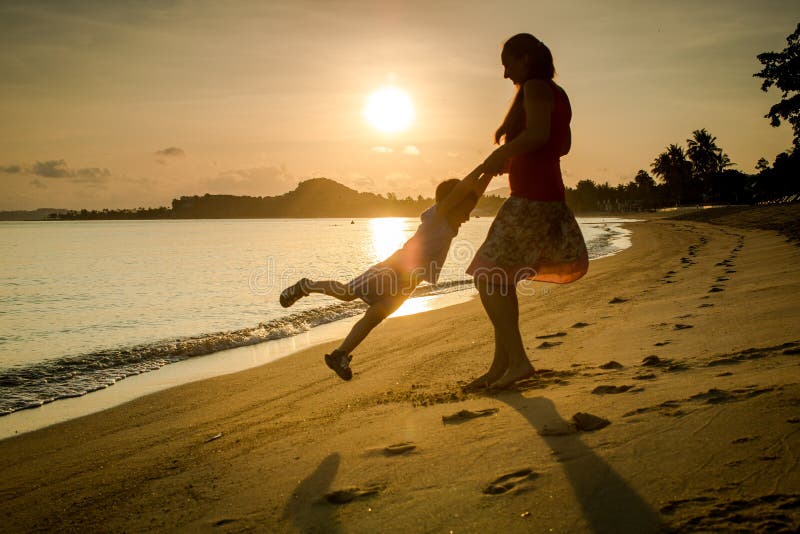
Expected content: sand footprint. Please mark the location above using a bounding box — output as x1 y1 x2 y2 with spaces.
324 484 385 504
482 468 538 495
442 408 499 424
642 355 689 371
536 341 562 349
592 385 634 394
609 297 628 304
382 442 417 456
536 332 567 339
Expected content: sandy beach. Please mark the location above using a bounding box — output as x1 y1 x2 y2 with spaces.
2 210 799 533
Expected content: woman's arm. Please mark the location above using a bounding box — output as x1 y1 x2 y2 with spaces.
482 79 554 176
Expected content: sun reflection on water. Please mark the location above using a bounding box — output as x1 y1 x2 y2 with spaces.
368 218 412 262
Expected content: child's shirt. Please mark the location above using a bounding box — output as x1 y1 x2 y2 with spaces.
379 205 457 284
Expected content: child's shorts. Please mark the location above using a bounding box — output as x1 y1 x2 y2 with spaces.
346 263 419 309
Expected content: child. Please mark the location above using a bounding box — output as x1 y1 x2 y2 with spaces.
280 165 492 380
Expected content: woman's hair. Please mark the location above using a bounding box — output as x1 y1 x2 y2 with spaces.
495 33 555 144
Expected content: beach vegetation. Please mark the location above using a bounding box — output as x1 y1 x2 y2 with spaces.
754 22 800 150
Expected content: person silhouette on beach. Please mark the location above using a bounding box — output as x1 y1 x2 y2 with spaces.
280 166 493 380
464 33 589 390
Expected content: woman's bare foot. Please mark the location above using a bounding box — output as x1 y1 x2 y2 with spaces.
461 356 509 392
489 363 536 390
462 371 503 392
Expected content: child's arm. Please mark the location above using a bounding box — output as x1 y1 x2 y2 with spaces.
437 165 494 219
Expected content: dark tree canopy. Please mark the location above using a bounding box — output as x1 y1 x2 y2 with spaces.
754 23 800 149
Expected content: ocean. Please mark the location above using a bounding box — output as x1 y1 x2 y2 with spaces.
0 216 632 419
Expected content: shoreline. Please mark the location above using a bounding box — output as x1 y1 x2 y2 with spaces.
0 287 492 441
0 216 634 434
2 213 799 531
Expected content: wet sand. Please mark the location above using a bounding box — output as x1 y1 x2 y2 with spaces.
1 209 799 532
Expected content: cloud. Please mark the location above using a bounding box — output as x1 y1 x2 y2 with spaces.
155 147 186 157
0 165 22 173
28 159 111 184
350 176 375 190
205 165 296 196
32 159 71 178
155 147 186 165
402 145 421 156
371 146 394 154
156 146 186 158
73 167 112 183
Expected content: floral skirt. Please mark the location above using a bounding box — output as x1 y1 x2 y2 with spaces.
466 197 589 285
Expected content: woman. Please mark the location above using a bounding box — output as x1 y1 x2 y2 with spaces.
465 33 589 390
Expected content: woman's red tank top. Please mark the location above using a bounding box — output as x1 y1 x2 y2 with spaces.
508 81 571 201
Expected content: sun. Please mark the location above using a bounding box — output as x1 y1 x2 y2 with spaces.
364 86 414 133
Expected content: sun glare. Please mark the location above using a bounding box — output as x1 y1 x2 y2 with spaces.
364 86 414 133
369 218 412 261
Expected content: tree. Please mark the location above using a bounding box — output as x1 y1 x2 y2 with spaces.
575 179 599 211
753 150 800 201
652 144 695 204
686 129 730 177
755 157 770 172
634 169 657 208
634 169 656 190
754 23 800 150
687 129 734 202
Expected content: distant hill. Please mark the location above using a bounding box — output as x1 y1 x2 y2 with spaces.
170 178 430 218
0 208 70 221
172 178 505 218
486 186 510 198
47 178 506 220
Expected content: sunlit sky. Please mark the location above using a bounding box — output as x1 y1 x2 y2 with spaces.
1 0 798 210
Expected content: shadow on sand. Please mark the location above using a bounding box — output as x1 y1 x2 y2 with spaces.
496 392 667 533
282 452 343 533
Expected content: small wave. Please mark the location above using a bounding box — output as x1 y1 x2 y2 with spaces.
0 233 624 417
0 281 477 417
0 300 374 416
585 224 632 259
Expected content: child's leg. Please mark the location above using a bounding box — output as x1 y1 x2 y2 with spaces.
336 300 395 355
303 280 357 302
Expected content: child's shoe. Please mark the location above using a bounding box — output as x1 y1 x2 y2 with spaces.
279 278 310 308
325 349 353 381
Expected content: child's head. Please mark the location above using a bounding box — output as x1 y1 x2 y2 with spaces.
435 179 460 203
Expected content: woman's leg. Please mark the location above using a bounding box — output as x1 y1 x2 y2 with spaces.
303 280 357 302
476 280 534 388
462 330 508 390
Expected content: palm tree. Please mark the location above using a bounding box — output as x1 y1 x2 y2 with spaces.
687 129 730 176
634 169 657 208
652 144 694 204
687 129 734 202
